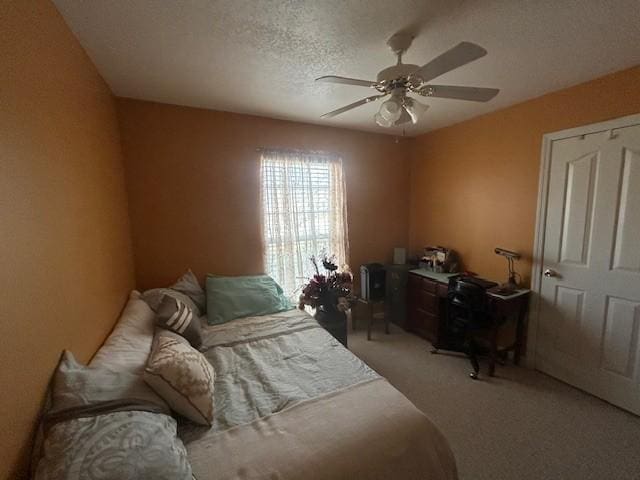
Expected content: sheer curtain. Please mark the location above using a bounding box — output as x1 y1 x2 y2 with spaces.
260 149 349 298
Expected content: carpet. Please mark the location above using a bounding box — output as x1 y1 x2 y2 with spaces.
348 321 640 480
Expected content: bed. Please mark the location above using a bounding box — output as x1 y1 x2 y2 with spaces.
34 290 457 480
182 308 458 480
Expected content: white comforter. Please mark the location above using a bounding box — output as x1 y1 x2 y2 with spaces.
183 309 458 480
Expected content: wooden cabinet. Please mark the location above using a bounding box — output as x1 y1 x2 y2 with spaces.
407 273 447 343
385 265 410 328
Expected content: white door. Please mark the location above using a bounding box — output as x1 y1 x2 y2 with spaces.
536 120 640 414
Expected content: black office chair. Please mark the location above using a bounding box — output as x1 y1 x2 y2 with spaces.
433 279 491 379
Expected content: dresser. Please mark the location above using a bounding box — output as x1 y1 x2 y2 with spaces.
406 270 457 342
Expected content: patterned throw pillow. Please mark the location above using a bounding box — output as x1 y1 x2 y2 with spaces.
144 331 215 426
35 411 192 480
34 350 191 480
156 295 203 348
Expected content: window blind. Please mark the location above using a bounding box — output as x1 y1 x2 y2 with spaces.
260 149 348 298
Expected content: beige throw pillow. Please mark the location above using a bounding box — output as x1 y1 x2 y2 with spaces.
144 331 215 426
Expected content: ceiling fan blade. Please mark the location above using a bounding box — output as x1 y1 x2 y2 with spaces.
320 94 386 118
413 42 487 83
419 85 499 102
316 75 378 88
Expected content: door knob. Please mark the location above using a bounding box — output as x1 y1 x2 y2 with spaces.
543 268 558 278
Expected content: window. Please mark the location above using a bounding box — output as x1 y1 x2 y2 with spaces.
260 149 348 298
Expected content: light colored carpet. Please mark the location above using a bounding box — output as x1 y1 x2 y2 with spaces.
348 321 640 480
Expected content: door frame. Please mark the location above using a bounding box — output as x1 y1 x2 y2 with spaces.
526 112 640 369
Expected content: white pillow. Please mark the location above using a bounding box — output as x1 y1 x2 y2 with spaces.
90 290 156 374
50 350 168 415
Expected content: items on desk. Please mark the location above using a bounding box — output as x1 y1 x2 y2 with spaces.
393 247 406 265
493 247 522 293
450 274 497 291
420 246 459 273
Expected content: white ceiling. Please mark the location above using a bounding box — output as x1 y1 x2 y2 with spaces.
53 0 640 137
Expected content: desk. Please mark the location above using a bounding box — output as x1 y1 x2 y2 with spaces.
407 269 530 376
485 289 530 375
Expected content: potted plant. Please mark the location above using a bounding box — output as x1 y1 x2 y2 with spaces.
298 254 354 346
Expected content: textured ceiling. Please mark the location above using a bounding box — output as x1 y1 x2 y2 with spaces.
53 0 640 136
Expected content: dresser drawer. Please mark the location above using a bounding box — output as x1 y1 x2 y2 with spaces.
421 278 438 293
419 290 438 314
407 273 447 344
422 310 440 343
408 274 421 297
410 308 439 343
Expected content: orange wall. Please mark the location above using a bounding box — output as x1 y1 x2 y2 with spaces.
409 65 640 285
117 99 410 290
0 1 135 477
4 4 637 474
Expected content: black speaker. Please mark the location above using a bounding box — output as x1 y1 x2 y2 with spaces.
360 263 385 300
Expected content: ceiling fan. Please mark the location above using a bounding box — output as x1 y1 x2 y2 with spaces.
316 33 499 128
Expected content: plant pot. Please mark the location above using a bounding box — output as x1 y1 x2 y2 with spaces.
315 307 348 348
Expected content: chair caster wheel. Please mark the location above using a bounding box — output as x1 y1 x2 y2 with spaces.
430 348 438 354
469 372 479 380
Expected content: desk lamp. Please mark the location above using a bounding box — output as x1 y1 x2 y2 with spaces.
494 248 520 291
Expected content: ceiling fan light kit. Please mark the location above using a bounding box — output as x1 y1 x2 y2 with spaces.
403 97 429 124
374 112 393 128
316 33 500 129
379 92 403 122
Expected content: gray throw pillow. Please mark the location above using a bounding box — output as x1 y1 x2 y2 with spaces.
143 288 199 315
156 295 203 348
142 270 206 315
172 269 206 314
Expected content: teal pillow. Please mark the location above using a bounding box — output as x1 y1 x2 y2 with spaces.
206 274 291 325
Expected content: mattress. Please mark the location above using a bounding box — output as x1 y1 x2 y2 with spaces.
181 308 457 480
